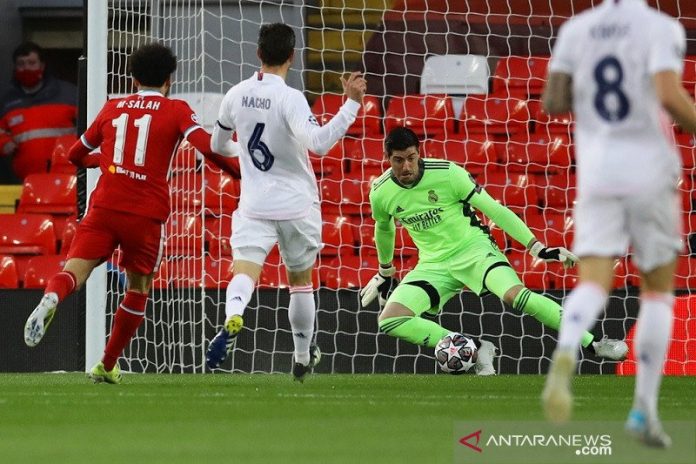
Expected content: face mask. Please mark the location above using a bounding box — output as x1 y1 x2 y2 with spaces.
14 69 44 88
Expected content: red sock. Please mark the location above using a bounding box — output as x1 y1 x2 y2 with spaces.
102 291 148 371
45 271 77 302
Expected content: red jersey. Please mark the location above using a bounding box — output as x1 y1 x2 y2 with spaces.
81 90 201 221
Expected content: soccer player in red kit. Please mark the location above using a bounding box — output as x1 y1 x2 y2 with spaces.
23 43 237 383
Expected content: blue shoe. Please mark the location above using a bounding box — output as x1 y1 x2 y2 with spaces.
292 344 321 383
206 315 243 369
625 409 672 448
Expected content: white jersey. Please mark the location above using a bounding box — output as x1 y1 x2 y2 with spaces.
549 0 685 195
216 72 359 220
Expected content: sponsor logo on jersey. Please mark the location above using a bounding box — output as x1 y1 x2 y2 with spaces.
112 165 147 181
395 206 404 213
191 113 200 124
308 115 319 126
400 207 444 231
428 189 438 203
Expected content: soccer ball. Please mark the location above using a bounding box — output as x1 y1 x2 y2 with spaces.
435 333 478 374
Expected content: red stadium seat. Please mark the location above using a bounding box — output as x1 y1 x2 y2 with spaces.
534 106 574 136
503 133 573 173
492 56 550 96
682 56 696 96
543 212 574 248
506 251 550 290
309 138 352 179
537 173 577 212
49 135 78 174
323 254 379 289
203 257 234 288
154 256 238 289
60 216 78 254
0 255 18 289
0 213 56 256
23 255 67 289
165 212 203 256
322 215 355 256
460 95 530 136
552 262 578 290
311 94 381 136
422 134 499 173
205 215 232 258
153 258 201 289
346 137 389 180
483 172 539 212
203 172 239 215
384 94 455 137
153 255 237 289
675 134 696 170
675 256 696 290
347 137 385 164
171 171 239 215
613 257 640 288
18 173 77 215
678 177 693 214
320 178 371 216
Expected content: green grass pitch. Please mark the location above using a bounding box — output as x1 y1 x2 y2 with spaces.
0 373 692 464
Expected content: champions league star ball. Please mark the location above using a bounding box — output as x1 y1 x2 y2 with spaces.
435 333 478 374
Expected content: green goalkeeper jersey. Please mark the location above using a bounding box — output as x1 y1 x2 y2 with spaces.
369 159 535 264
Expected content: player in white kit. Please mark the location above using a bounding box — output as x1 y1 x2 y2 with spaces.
206 23 367 381
540 0 696 447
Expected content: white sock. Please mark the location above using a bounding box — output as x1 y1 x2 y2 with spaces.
288 285 315 366
557 282 608 353
225 273 255 320
633 292 674 418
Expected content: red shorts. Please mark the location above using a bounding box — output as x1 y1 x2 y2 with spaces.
67 207 165 275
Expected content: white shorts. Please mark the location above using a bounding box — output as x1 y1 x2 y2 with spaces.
231 204 322 272
572 187 683 272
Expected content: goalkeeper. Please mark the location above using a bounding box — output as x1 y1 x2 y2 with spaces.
361 127 628 374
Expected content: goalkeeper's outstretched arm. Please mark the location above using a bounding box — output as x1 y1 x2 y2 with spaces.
466 177 577 267
468 189 536 249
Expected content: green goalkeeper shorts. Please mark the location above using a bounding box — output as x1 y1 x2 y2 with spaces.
387 239 522 316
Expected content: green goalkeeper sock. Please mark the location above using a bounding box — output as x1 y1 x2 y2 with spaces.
379 316 451 348
513 288 595 348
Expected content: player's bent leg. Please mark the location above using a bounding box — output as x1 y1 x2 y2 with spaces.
24 258 100 347
378 280 450 349
487 266 627 360
90 271 152 384
207 255 264 370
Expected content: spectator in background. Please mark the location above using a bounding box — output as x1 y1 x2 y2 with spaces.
0 42 77 183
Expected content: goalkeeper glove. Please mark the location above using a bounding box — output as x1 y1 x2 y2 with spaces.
529 241 578 269
359 264 398 308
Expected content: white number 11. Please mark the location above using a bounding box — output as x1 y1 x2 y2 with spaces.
112 113 152 166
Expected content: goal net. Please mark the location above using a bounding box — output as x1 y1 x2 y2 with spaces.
98 0 696 375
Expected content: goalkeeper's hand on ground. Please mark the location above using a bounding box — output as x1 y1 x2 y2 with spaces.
529 241 578 269
360 264 398 308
